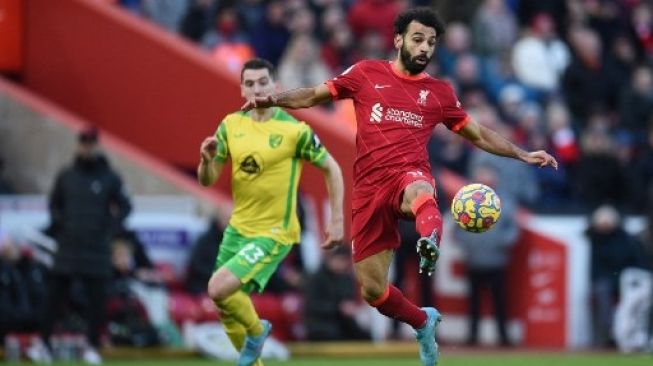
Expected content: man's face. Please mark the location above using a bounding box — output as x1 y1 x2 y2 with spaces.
76 141 98 160
396 20 437 75
241 68 276 100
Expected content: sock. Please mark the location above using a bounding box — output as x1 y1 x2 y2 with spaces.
216 291 264 337
221 317 264 366
368 285 428 329
220 312 247 350
411 194 443 239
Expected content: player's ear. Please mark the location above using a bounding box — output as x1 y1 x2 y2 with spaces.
394 34 403 50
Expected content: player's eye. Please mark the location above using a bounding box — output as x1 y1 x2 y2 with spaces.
245 81 254 87
259 78 269 86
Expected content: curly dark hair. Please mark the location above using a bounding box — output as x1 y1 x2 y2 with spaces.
394 7 446 40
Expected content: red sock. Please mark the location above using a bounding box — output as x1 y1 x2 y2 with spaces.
368 285 427 329
411 194 443 239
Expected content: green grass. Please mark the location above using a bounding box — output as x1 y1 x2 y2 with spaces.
46 353 653 366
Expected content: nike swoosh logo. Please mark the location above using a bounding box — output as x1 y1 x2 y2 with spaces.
234 133 245 138
374 84 391 89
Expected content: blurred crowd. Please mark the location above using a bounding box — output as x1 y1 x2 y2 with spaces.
117 0 653 215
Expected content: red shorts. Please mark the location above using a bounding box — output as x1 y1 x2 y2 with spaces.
350 170 435 262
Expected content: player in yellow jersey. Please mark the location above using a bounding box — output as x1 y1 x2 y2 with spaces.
198 58 345 366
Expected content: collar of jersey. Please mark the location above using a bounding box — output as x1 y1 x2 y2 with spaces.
247 106 280 122
389 61 428 81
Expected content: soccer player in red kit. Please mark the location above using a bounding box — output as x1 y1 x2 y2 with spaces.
242 8 558 365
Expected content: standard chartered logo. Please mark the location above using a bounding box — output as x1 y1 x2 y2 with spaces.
368 102 424 127
369 103 383 123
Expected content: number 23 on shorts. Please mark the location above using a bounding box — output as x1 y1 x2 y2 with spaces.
239 242 265 264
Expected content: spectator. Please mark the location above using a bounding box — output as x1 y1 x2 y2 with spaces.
248 0 290 66
112 229 161 285
321 26 358 75
630 3 653 57
106 239 160 347
186 216 224 296
278 34 332 90
562 27 614 120
545 101 580 167
471 0 518 58
32 127 132 364
437 22 472 78
303 245 369 341
511 13 570 94
179 0 217 43
455 164 519 347
0 157 15 194
202 6 249 49
619 65 653 148
348 0 402 51
587 204 648 348
632 119 653 203
0 238 30 342
574 127 629 210
467 120 540 207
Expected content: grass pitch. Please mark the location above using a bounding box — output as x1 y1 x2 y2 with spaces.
48 352 653 366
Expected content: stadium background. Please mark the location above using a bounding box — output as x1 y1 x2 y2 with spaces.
0 0 652 364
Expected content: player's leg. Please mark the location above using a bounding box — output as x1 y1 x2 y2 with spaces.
354 250 441 365
208 226 266 366
354 249 427 326
400 179 443 276
215 231 291 366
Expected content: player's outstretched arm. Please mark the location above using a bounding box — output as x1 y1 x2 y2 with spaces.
457 119 558 169
317 154 345 250
197 137 225 186
241 84 333 111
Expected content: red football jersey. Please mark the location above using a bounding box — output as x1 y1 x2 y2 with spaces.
325 59 470 191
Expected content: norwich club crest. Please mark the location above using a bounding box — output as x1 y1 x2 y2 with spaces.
269 134 283 148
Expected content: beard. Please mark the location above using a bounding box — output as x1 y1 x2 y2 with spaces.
400 44 431 75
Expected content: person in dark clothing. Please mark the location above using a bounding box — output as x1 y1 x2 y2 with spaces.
587 204 648 348
0 157 15 194
185 216 224 295
574 127 629 211
112 228 161 286
455 164 519 347
0 239 30 342
303 246 369 341
33 127 132 364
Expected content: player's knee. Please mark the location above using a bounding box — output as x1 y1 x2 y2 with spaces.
360 281 386 303
207 280 228 302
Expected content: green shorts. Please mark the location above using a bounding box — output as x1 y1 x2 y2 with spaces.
214 225 293 293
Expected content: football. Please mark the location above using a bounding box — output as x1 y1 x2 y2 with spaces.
451 183 501 233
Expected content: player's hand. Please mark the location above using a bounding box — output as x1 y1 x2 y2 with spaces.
523 150 558 169
321 218 344 250
200 137 218 163
241 95 277 112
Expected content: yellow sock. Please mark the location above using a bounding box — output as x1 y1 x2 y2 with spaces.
216 292 266 365
217 291 264 337
220 312 246 350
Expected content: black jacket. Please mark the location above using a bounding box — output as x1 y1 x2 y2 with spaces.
49 155 132 278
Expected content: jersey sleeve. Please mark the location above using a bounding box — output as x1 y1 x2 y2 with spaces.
213 121 230 163
441 83 470 132
295 123 328 167
325 61 367 100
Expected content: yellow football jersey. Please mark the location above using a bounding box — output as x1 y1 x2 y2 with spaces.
214 107 329 244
